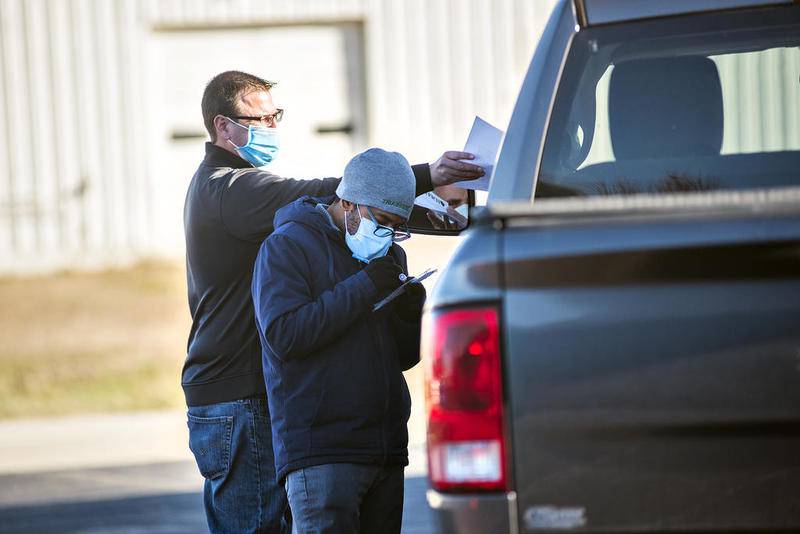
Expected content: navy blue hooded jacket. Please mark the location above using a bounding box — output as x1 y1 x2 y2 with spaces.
183 143 431 407
252 196 422 481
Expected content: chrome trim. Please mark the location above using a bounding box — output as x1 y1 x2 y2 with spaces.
427 490 517 533
508 491 519 534
426 488 444 509
529 16 577 204
494 186 800 219
573 0 589 27
489 0 578 204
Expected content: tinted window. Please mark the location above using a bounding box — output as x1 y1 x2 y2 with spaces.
536 7 800 198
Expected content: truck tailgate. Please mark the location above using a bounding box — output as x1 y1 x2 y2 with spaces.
500 203 800 532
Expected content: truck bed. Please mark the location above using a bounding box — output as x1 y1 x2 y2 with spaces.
493 188 800 532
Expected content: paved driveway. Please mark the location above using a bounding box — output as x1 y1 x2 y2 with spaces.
0 461 433 533
0 412 434 533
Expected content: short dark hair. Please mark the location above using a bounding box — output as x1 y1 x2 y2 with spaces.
201 71 276 142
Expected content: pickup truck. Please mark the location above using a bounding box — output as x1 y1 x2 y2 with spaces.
412 1 800 532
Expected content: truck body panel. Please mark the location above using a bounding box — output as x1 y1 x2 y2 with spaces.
502 210 800 531
426 1 800 531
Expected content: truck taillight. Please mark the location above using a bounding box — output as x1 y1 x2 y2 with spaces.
422 306 507 492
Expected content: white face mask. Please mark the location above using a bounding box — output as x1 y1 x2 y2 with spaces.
344 205 392 263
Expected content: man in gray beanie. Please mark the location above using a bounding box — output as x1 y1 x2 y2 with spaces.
337 148 416 219
252 148 425 533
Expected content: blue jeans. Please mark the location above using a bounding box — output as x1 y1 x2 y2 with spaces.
187 395 289 534
284 463 404 534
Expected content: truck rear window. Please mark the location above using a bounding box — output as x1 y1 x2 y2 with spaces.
536 7 800 198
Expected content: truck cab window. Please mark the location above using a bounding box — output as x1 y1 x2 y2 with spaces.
536 10 800 199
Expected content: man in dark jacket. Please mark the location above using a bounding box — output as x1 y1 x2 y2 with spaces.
184 70 483 533
252 148 425 533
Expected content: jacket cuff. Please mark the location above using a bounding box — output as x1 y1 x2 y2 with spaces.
412 163 433 196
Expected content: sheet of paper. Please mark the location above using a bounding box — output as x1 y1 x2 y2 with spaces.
414 191 450 214
414 191 468 229
456 116 504 191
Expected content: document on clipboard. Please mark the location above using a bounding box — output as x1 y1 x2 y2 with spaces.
372 268 437 312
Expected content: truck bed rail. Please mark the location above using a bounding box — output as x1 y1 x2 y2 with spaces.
486 186 800 225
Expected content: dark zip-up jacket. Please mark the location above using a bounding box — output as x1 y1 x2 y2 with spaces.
252 196 422 481
182 143 431 406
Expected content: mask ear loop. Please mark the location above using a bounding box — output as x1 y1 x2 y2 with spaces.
225 117 248 149
344 204 360 236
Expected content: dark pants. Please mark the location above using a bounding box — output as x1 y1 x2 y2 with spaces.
187 395 289 534
284 463 404 534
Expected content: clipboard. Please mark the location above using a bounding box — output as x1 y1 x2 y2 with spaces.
372 268 437 312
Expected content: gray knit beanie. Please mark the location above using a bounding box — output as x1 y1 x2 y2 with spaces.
336 148 416 220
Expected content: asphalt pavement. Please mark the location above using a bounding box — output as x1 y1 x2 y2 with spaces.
0 411 434 533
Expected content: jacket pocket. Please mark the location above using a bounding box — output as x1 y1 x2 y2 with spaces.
187 414 233 480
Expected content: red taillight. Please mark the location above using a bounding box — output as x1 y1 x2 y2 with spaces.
422 306 507 492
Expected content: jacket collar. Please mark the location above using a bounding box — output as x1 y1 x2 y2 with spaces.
202 142 253 169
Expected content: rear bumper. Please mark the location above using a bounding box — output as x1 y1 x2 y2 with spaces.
426 489 517 534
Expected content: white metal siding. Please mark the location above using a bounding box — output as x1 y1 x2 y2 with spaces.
364 0 559 163
716 49 800 154
0 0 558 273
5 1 793 273
0 0 150 273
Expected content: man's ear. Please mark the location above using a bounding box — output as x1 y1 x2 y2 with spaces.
213 115 230 141
341 199 355 212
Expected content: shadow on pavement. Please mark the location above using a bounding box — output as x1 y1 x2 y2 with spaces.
0 492 207 534
0 466 433 534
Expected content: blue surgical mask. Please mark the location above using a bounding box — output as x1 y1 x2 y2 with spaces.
345 205 392 263
227 118 280 167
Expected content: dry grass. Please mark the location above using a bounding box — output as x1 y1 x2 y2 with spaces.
0 236 461 420
0 260 190 419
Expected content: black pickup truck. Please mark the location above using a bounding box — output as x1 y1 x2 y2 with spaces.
412 1 800 532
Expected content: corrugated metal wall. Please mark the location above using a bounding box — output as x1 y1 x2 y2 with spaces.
716 50 800 154
0 0 150 273
140 0 557 170
143 0 367 27
4 0 797 274
0 0 557 273
363 0 559 163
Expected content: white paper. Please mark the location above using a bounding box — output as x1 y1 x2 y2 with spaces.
414 191 469 228
414 191 449 214
456 116 504 191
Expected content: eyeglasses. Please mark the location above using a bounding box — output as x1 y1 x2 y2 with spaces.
374 223 411 242
366 206 411 242
231 109 284 127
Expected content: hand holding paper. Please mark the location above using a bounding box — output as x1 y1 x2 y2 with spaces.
429 151 485 187
456 116 504 191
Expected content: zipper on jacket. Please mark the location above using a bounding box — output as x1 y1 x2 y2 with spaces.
362 250 403 465
366 304 391 464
